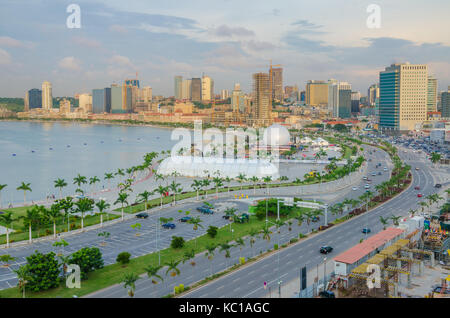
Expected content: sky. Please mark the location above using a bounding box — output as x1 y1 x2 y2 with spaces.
0 0 449 97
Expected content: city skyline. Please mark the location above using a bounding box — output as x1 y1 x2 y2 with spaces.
0 0 449 97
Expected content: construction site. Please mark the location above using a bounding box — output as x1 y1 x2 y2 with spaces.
328 215 450 298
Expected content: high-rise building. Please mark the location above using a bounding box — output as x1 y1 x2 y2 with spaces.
271 68 283 102
201 75 214 101
174 76 183 99
191 78 202 101
427 76 438 112
111 84 123 113
28 88 42 109
351 91 361 114
140 86 152 103
232 83 245 113
221 89 230 100
78 93 92 113
92 89 105 114
368 84 380 106
328 81 352 118
24 91 29 112
253 73 271 127
379 63 428 132
306 80 328 106
125 79 140 88
441 87 450 118
181 79 191 100
42 81 53 110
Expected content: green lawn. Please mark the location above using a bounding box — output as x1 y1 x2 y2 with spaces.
0 206 311 298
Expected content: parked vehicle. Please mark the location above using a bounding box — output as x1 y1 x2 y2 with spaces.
197 206 214 214
320 246 333 254
362 228 371 234
179 216 192 222
162 223 176 229
136 212 149 219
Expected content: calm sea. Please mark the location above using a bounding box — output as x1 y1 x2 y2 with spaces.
0 121 177 205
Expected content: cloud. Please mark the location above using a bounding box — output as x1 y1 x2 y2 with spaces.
210 25 255 38
72 36 101 48
0 36 34 49
109 24 128 34
0 49 12 65
58 56 81 71
108 55 134 68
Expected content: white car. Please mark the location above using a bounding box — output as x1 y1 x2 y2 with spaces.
352 187 358 191
364 184 370 189
383 167 388 171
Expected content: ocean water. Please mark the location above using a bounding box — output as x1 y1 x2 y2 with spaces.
0 121 177 205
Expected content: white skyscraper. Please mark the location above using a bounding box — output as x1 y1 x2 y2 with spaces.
140 86 153 102
201 75 214 101
42 81 53 110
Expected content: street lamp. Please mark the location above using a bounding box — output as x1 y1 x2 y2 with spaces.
323 257 327 287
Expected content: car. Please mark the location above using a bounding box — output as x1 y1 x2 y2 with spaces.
162 223 176 229
136 212 149 219
371 172 377 176
320 246 333 254
378 172 382 175
383 167 388 171
319 291 336 298
197 206 214 214
417 193 423 198
363 176 368 180
352 187 358 191
415 167 420 171
435 184 442 188
414 186 420 190
362 228 371 234
364 184 370 189
179 216 192 222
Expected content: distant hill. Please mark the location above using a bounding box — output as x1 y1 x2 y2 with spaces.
0 97 79 112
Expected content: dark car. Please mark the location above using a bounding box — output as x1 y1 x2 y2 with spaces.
414 186 420 190
319 291 335 298
197 206 214 214
362 228 371 234
435 184 442 188
136 212 149 219
179 216 192 222
320 246 333 254
162 223 176 229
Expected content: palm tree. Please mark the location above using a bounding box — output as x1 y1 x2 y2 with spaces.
205 244 217 276
391 215 401 226
0 184 6 209
54 179 67 199
183 249 196 274
379 216 389 230
58 196 74 233
74 197 94 231
104 173 114 190
122 272 140 297
0 211 15 248
97 231 110 246
96 199 110 226
188 216 204 249
13 266 30 298
137 191 152 211
202 179 211 199
212 177 223 199
295 211 305 226
89 176 100 193
144 265 164 284
191 180 203 201
17 182 32 204
261 226 272 242
262 176 272 195
115 168 125 179
73 174 87 192
154 185 168 208
219 243 233 268
224 176 232 195
114 192 129 220
46 203 62 238
21 206 40 244
236 173 247 191
408 209 417 217
235 238 245 259
169 181 182 205
430 152 441 166
165 259 181 278
248 228 260 257
250 176 259 195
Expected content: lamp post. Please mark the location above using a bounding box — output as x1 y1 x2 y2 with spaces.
323 257 327 288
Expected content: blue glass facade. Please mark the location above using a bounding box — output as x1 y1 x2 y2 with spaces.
28 88 42 109
92 89 105 113
379 70 400 130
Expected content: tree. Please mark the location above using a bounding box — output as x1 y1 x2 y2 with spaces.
212 177 223 198
165 259 181 277
191 180 203 201
17 182 32 204
154 185 168 208
202 179 211 198
52 239 69 256
169 181 182 205
21 206 41 244
219 243 232 267
0 211 15 248
261 226 272 242
96 199 110 226
248 228 260 257
122 272 140 297
46 203 62 238
14 266 31 298
73 174 87 191
430 152 441 165
0 184 6 208
54 178 67 199
170 236 185 249
206 225 218 238
144 265 163 284
262 176 272 195
116 252 131 265
22 251 60 292
104 173 114 190
236 173 247 191
205 244 217 276
69 247 104 280
89 176 101 193
235 238 245 259
391 215 401 226
250 176 259 195
188 217 204 248
114 192 129 220
74 197 94 230
137 191 152 211
98 231 110 245
58 196 74 233
0 254 16 267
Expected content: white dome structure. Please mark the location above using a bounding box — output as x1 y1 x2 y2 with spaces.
262 124 291 147
157 156 280 179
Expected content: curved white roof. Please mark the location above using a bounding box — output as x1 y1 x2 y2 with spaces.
157 156 280 179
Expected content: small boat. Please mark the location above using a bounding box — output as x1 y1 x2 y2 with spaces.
67 145 71 148
31 150 35 153
12 154 16 156
49 147 53 150
83 143 87 146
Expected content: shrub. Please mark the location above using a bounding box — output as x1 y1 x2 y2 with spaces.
299 233 306 238
116 252 131 265
239 257 245 265
22 250 60 292
281 244 287 248
174 286 180 294
206 226 218 238
69 247 104 280
179 284 184 292
273 244 278 250
290 238 298 244
171 236 185 249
